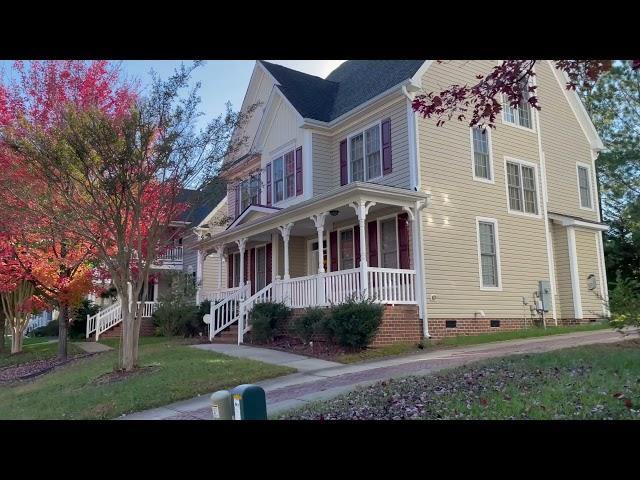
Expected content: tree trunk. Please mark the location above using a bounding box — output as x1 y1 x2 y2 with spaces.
119 290 136 371
0 316 5 354
58 305 69 361
11 325 24 354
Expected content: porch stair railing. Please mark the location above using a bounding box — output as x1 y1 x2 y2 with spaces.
238 283 273 342
86 301 160 340
205 282 250 340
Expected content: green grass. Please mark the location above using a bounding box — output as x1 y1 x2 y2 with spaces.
0 337 295 420
337 342 420 364
282 338 640 420
1 338 83 369
429 322 610 348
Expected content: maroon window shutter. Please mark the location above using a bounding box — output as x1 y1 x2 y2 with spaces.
329 231 338 272
244 250 249 286
398 213 410 269
266 163 272 206
354 226 360 268
295 147 303 196
367 221 378 267
228 254 234 288
252 248 257 294
266 243 272 285
286 151 295 197
235 185 240 217
340 139 348 185
382 118 392 175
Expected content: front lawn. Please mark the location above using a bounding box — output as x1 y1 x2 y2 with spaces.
0 337 295 420
280 339 640 420
1 338 82 369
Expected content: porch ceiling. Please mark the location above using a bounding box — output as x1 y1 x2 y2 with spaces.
197 182 430 251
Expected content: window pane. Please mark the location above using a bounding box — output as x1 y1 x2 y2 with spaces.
380 219 398 268
240 180 250 211
285 151 295 199
350 134 364 182
506 162 523 211
518 80 532 128
256 247 266 291
578 166 592 208
503 94 516 123
473 128 491 180
273 157 283 203
365 126 381 180
233 254 240 287
340 230 354 270
478 222 498 288
521 165 538 214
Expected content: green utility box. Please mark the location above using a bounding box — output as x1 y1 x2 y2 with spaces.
210 390 234 420
230 384 267 420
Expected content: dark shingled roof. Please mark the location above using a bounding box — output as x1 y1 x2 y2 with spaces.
177 176 227 227
260 60 425 122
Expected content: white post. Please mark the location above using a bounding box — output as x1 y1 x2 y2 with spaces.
566 226 583 320
277 223 293 280
215 245 225 290
236 238 247 293
127 281 133 317
311 212 329 306
86 314 90 339
404 201 428 335
195 249 204 305
349 201 376 300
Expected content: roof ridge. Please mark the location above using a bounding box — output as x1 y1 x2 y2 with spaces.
259 60 338 84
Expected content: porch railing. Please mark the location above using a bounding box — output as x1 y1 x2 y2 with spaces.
202 286 242 303
86 301 160 340
324 268 361 305
367 267 416 304
239 282 273 341
206 282 250 340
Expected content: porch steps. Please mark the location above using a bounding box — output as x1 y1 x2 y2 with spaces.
89 318 156 341
209 324 239 344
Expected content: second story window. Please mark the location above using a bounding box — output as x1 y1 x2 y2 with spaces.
577 163 593 209
269 147 302 205
506 159 538 215
349 124 382 182
239 173 261 212
471 127 492 181
503 79 533 130
273 156 284 203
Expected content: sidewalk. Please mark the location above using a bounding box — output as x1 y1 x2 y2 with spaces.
118 328 636 420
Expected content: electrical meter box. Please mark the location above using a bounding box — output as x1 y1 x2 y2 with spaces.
210 390 234 420
538 280 552 313
230 384 267 420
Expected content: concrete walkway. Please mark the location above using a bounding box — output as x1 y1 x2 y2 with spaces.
73 342 113 354
119 328 638 420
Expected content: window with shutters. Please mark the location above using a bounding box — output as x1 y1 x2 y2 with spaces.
577 163 593 210
273 156 284 203
471 127 493 182
476 218 501 290
230 253 240 287
505 158 539 216
255 246 266 291
379 217 398 269
348 122 383 183
502 78 534 130
271 148 300 204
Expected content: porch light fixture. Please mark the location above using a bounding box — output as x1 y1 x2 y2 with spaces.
329 210 339 216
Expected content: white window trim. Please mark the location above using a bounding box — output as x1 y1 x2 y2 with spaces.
576 161 595 211
470 126 495 184
270 141 300 207
377 214 401 269
500 74 537 133
347 120 383 184
503 156 542 219
475 217 503 291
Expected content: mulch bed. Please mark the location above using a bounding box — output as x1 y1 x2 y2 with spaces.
90 365 160 386
0 354 89 384
248 335 353 361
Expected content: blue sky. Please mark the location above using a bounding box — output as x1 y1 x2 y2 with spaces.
1 60 345 126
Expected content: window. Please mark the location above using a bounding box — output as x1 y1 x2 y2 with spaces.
272 149 299 204
477 219 501 289
339 229 355 270
285 151 295 198
309 240 328 274
239 174 261 212
380 218 398 268
256 246 266 291
472 127 492 181
232 253 240 287
502 79 533 129
349 124 382 182
506 160 538 215
273 156 284 203
577 164 593 209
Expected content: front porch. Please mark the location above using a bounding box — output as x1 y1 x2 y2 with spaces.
195 183 430 344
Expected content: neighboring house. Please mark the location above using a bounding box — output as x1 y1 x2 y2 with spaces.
195 60 609 345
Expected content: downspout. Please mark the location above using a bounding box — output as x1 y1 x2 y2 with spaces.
403 85 430 338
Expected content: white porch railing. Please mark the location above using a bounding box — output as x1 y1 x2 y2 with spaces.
239 283 273 340
201 286 242 303
86 301 160 340
152 246 183 269
205 282 250 340
367 268 417 304
324 268 361 305
26 310 53 334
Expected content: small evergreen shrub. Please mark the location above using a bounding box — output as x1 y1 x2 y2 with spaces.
69 299 101 339
31 319 59 337
609 275 640 329
293 307 327 343
249 301 292 343
151 272 205 337
326 298 384 349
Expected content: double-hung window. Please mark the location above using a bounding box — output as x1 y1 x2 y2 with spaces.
349 124 382 182
506 160 538 215
577 163 593 209
471 127 492 181
272 149 298 204
503 79 533 129
239 174 261 211
476 218 501 289
273 156 284 203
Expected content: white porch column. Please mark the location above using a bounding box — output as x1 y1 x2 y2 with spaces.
311 212 329 305
403 200 428 336
236 238 247 292
349 201 376 299
566 226 583 320
215 245 224 290
277 223 294 280
195 249 205 305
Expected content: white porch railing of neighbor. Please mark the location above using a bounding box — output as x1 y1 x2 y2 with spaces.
26 311 53 334
152 246 183 269
206 282 250 340
201 286 242 303
86 301 160 340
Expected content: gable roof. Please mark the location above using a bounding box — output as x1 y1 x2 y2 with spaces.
259 60 424 122
177 176 228 227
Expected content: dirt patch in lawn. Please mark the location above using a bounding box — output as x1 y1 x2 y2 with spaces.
0 354 88 384
90 365 160 386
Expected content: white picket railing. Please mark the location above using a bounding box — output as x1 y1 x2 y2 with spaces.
367 268 416 304
86 301 159 340
324 268 361 305
26 311 53 334
151 246 183 269
202 286 242 303
274 274 318 308
207 283 250 340
239 283 273 340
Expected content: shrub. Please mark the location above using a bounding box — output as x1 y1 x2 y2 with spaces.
31 319 59 337
609 275 640 329
152 303 202 337
69 299 101 339
326 298 383 349
249 301 292 343
293 307 327 343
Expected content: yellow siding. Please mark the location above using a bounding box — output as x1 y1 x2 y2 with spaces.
575 228 604 317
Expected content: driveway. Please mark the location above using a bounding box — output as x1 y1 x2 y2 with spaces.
119 328 636 420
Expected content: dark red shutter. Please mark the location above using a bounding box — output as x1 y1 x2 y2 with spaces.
295 147 303 196
354 226 360 268
340 139 348 185
285 151 295 198
266 163 272 206
398 213 410 269
266 243 272 285
227 254 234 288
382 118 392 175
244 250 249 286
250 248 256 295
234 184 240 217
329 231 338 272
368 221 378 267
